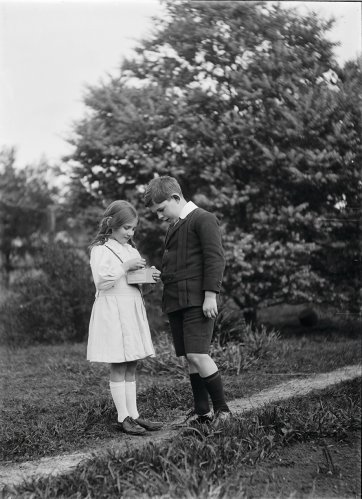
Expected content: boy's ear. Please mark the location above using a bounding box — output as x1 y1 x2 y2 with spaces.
172 194 181 202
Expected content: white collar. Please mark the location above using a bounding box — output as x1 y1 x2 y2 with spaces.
179 201 198 219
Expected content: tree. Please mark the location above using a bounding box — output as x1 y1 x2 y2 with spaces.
0 148 60 284
67 1 361 314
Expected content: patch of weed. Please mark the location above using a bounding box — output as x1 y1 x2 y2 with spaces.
1 335 360 463
10 378 361 498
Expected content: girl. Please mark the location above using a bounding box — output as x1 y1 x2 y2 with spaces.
87 200 162 435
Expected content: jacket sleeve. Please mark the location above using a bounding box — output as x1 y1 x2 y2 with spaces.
194 212 225 293
90 245 126 290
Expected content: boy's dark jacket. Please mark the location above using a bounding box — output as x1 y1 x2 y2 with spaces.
161 207 225 313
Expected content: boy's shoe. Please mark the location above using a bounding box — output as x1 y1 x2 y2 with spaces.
211 409 232 430
117 416 146 435
135 417 163 431
194 412 214 425
175 409 213 428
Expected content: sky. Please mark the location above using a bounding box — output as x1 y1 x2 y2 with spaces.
0 0 361 167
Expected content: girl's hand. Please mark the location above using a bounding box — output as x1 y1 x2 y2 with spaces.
150 266 161 282
125 258 146 272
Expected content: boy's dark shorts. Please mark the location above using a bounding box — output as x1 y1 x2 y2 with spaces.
168 306 215 357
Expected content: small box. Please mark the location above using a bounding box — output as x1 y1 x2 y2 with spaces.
126 268 156 284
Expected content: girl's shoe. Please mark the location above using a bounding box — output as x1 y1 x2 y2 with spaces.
135 417 163 431
118 416 146 435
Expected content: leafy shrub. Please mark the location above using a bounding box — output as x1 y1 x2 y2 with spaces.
211 323 280 374
213 306 247 345
0 242 94 345
213 304 277 348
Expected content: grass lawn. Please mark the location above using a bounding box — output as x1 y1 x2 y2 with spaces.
8 378 361 498
1 331 360 464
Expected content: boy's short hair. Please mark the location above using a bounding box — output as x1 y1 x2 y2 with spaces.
144 176 183 207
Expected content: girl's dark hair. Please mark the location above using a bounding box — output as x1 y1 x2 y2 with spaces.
89 200 138 248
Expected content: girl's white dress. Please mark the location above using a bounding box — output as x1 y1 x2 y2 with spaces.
87 238 156 363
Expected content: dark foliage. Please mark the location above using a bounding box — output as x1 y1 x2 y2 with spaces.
66 1 361 315
0 242 94 344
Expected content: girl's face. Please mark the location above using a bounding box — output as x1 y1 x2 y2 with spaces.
112 219 137 244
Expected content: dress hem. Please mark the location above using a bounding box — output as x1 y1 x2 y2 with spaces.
87 353 155 363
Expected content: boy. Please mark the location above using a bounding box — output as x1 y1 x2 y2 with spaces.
144 176 231 426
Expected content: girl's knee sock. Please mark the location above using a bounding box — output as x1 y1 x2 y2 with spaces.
190 373 211 415
109 380 129 423
125 381 139 419
202 371 230 413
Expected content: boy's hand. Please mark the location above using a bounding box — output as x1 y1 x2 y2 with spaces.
203 291 218 319
150 266 162 282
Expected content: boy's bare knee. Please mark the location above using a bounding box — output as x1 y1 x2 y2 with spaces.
186 353 208 366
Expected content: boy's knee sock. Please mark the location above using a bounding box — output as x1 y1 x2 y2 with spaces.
109 381 129 423
190 373 210 415
202 371 230 413
125 381 139 419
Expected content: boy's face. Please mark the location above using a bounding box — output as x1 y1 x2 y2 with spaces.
152 196 182 224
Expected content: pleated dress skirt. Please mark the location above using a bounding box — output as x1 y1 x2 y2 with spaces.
87 283 155 363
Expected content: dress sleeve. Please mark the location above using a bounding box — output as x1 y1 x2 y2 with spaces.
90 245 126 290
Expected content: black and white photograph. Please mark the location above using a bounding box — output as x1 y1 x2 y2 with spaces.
0 0 361 497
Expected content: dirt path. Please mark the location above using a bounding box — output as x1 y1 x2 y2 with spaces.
1 363 361 490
